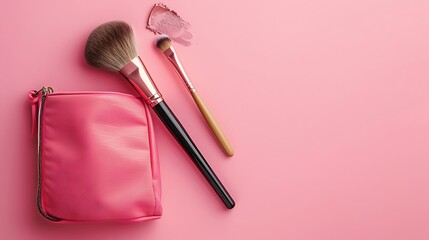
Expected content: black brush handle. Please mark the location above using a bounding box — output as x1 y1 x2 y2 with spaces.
152 101 235 209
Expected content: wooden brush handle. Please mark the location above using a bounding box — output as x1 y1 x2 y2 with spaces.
191 91 234 157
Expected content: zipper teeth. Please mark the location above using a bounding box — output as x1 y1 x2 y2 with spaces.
36 88 61 221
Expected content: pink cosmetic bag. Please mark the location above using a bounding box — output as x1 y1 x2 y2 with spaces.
28 87 162 223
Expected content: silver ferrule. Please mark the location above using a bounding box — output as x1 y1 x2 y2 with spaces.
163 47 195 92
120 56 163 107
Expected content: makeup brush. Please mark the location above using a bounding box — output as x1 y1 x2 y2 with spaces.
156 37 234 157
84 21 235 209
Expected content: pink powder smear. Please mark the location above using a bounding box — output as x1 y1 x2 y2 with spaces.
146 3 193 46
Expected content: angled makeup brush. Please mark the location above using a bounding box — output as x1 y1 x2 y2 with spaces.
84 21 235 209
156 37 234 157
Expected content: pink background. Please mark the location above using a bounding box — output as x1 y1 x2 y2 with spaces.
1 0 429 239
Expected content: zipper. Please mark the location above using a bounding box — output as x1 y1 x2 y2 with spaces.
35 87 61 221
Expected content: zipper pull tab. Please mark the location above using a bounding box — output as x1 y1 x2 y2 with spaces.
28 86 53 101
28 87 54 137
43 86 54 95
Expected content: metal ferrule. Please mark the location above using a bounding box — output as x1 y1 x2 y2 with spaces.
120 56 163 107
163 47 195 92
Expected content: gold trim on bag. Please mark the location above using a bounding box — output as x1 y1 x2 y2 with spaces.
36 87 61 221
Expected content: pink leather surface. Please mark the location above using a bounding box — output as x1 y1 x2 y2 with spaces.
1 0 429 239
39 92 161 221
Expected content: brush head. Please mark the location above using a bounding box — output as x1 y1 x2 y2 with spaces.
156 36 173 52
84 21 138 72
